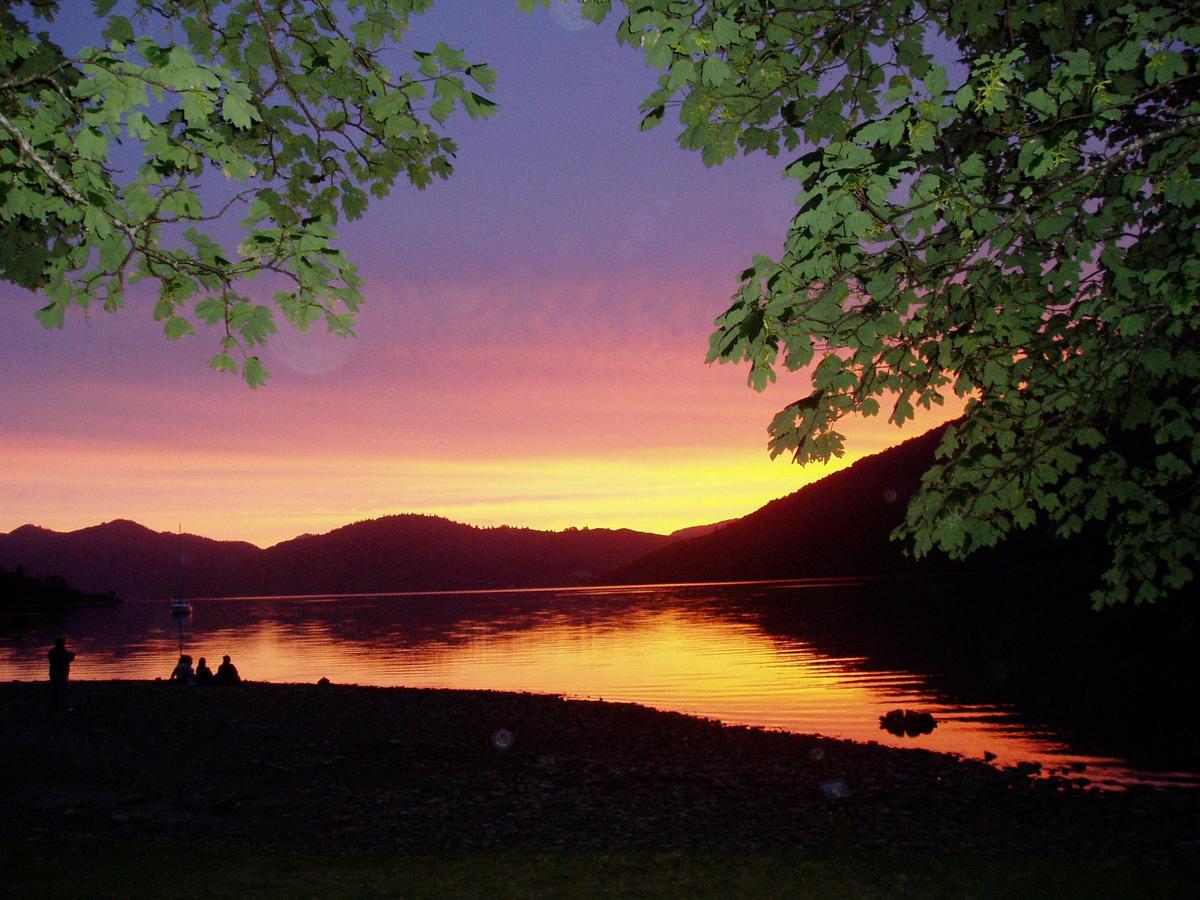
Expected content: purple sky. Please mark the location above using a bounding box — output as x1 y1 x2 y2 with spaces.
0 1 954 545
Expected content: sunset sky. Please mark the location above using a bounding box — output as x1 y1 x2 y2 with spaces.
0 1 957 547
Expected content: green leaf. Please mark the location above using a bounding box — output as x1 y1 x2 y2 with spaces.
1145 51 1187 86
640 105 665 131
35 302 66 329
181 91 216 127
701 56 732 88
430 96 454 122
982 359 1009 387
243 356 270 387
208 353 238 375
194 297 226 325
221 92 258 129
711 16 739 48
1024 88 1057 117
164 316 195 341
1105 40 1142 73
103 15 135 44
75 127 108 160
464 92 497 117
667 58 696 90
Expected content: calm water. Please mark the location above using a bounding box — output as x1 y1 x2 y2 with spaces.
2 579 1194 786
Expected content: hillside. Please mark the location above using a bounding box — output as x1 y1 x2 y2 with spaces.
251 516 674 595
0 516 674 599
602 427 945 584
0 565 118 611
0 521 260 601
603 423 1099 585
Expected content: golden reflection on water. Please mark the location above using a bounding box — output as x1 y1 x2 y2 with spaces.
3 583 1184 785
336 607 1058 766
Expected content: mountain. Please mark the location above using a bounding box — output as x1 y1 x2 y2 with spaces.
0 564 118 611
667 520 736 542
603 423 1088 585
0 515 675 600
250 516 674 596
0 521 260 600
0 423 1100 599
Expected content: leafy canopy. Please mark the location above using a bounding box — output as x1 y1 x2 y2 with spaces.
553 0 1197 606
1 0 495 385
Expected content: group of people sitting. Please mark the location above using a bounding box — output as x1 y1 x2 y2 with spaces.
169 653 240 686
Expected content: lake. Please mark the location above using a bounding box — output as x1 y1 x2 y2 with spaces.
2 578 1195 787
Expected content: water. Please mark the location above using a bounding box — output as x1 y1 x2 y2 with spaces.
2 578 1195 786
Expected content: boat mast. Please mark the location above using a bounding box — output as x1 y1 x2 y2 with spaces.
175 524 184 656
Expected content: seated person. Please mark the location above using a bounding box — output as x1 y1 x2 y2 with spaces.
195 656 214 685
169 654 194 684
214 655 241 685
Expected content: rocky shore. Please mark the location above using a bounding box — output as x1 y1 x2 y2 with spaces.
2 681 1197 863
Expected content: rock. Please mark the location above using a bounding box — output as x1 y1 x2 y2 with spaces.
879 709 938 737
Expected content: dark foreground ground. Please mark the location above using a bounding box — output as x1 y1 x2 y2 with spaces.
3 681 1198 857
2 681 1198 895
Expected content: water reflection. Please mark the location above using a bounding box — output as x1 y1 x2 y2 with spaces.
1 579 1195 786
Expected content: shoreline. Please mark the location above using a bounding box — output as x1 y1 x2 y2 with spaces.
3 675 1193 791
3 681 1198 862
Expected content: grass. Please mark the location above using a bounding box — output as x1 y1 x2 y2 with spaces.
3 839 1197 899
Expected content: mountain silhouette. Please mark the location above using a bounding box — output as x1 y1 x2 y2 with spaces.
1 423 1105 600
603 426 949 584
0 521 260 600
602 423 1102 586
250 516 674 596
0 515 676 600
0 564 116 610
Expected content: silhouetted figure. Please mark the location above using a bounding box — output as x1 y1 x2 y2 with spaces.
170 654 194 684
48 637 74 710
195 657 214 686
214 655 240 685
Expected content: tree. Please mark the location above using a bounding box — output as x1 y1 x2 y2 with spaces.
577 0 1198 605
1 0 496 385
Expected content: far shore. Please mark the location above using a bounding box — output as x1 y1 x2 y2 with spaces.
2 681 1197 864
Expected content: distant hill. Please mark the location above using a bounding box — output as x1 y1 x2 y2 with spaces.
249 517 674 596
1 424 1105 598
603 424 1089 585
0 516 676 599
0 521 261 600
667 520 736 542
0 565 118 610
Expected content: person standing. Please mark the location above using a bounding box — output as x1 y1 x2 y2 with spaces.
48 637 75 711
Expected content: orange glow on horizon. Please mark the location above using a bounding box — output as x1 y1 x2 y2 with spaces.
0 441 847 544
0 396 963 546
2 256 967 549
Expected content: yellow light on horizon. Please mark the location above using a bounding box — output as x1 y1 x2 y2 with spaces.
0 400 963 546
0 440 851 544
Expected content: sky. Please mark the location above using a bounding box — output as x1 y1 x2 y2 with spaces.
0 1 959 547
